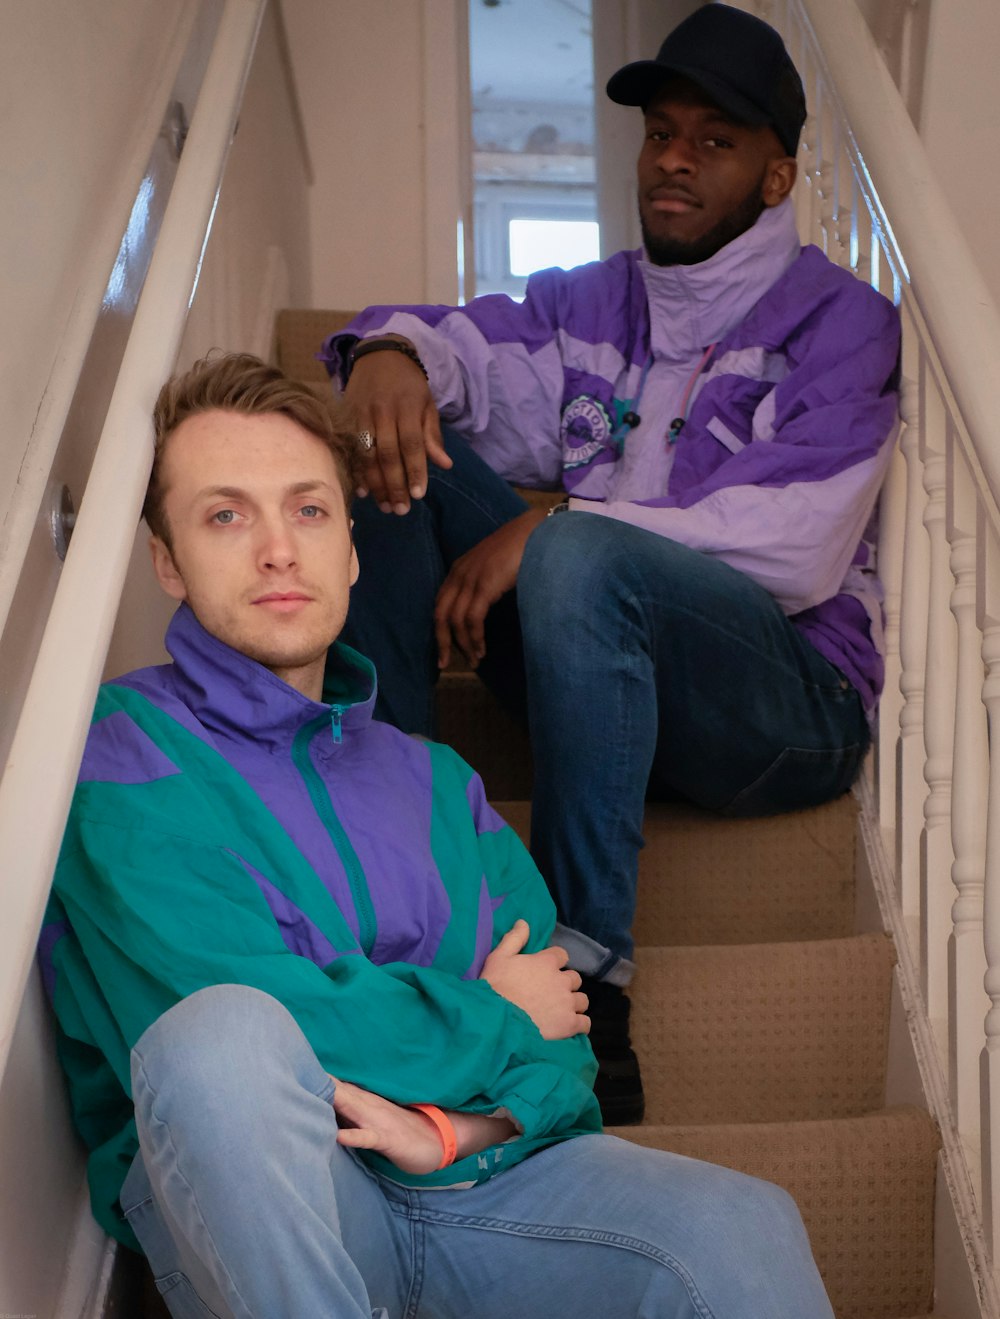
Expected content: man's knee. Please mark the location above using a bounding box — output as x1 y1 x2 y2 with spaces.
519 513 623 629
130 985 309 1115
588 1136 808 1245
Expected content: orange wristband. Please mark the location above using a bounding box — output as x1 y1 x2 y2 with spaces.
410 1103 458 1169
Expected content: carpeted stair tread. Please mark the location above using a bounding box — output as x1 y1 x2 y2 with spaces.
606 1106 939 1319
629 795 857 945
630 933 895 1123
493 796 857 946
438 674 534 799
274 308 357 382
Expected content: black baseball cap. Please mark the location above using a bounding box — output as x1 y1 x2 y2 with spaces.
606 4 807 157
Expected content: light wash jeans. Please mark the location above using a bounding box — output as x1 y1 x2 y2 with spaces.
343 428 869 967
122 985 834 1318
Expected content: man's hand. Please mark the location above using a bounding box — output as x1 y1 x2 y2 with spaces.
343 340 452 513
434 508 547 669
332 1079 517 1173
480 919 590 1040
334 1079 445 1173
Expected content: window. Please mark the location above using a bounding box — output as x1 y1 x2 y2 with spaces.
508 217 601 276
469 0 597 299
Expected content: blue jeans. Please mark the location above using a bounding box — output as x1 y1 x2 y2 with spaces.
122 985 834 1318
344 430 869 966
344 429 530 734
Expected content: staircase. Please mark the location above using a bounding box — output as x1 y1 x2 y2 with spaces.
443 681 941 1319
272 308 946 1318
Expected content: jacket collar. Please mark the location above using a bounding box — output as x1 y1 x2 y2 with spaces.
639 198 801 360
163 603 377 751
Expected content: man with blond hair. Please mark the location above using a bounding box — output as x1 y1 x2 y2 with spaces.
42 352 834 1317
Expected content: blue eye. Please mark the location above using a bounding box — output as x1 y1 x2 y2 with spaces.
300 505 323 518
213 509 236 524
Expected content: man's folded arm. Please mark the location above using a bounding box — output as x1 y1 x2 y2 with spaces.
51 817 596 1142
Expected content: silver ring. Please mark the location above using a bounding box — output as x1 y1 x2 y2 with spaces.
358 429 375 452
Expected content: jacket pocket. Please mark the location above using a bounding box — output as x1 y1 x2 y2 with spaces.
123 1157 223 1318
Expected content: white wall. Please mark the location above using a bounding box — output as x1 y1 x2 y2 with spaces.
0 0 195 526
0 7 197 1312
0 3 313 1314
281 0 471 310
919 0 1000 309
106 0 315 681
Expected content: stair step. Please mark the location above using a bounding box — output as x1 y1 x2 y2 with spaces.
607 1105 939 1319
437 674 533 800
630 796 857 945
494 795 857 946
631 933 895 1124
275 307 356 383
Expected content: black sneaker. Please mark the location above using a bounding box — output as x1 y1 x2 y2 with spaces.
581 976 645 1126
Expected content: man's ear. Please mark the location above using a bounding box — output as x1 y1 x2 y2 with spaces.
762 156 797 208
149 535 188 602
349 538 360 588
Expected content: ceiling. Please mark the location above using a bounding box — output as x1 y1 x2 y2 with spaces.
469 0 594 106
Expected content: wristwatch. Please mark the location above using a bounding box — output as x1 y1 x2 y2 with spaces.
347 337 429 381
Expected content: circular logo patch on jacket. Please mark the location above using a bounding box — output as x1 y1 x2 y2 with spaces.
561 396 611 469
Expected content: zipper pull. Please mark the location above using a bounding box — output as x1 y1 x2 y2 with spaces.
331 705 343 744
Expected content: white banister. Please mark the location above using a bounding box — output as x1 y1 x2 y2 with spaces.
920 438 956 1046
0 0 265 1080
795 0 1000 502
896 352 929 923
948 451 989 1173
979 522 1000 1254
875 439 904 846
756 0 1000 1300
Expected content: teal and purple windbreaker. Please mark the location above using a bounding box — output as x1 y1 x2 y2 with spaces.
321 202 901 713
41 605 599 1246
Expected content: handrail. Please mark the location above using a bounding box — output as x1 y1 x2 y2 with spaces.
797 0 1000 508
0 6 200 645
0 0 265 1080
772 0 1000 1301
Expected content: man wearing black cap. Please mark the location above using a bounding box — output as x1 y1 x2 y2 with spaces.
320 4 901 1127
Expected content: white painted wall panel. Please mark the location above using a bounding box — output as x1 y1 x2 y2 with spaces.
282 0 470 309
919 0 1000 309
0 0 196 525
107 0 315 681
0 4 313 1314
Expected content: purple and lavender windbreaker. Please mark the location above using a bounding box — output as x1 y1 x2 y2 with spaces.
321 202 901 712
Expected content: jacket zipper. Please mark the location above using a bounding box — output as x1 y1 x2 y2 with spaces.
291 717 376 955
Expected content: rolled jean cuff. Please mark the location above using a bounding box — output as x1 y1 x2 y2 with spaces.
552 923 636 986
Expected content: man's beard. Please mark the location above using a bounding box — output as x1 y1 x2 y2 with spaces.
640 176 768 267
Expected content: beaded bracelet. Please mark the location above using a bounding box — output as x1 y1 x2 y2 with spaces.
348 337 429 381
409 1103 458 1169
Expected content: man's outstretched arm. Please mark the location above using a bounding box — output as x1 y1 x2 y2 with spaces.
333 1079 517 1174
